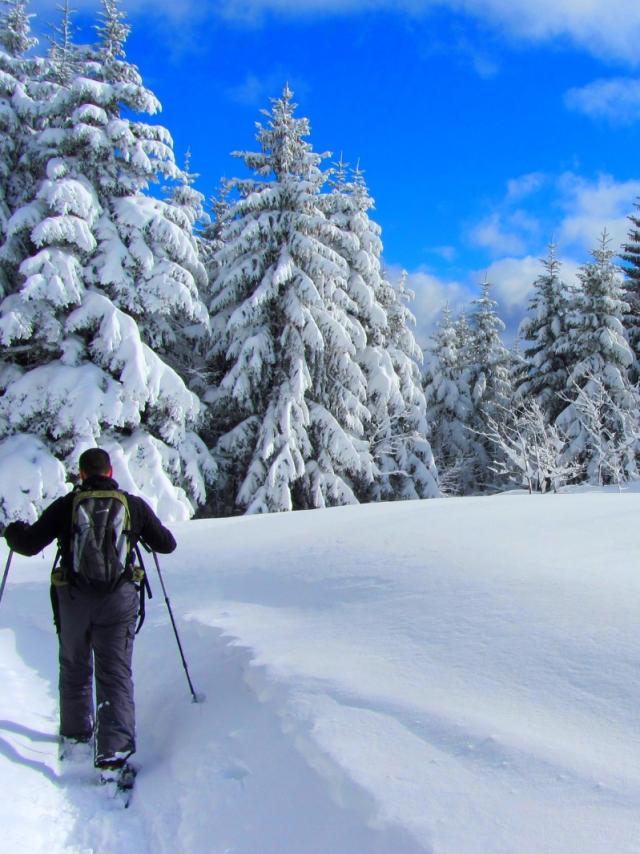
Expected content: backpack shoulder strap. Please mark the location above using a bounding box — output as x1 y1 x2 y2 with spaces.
71 490 131 536
72 490 130 516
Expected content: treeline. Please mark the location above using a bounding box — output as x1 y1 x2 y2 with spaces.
2 1 638 525
424 233 640 494
0 1 438 524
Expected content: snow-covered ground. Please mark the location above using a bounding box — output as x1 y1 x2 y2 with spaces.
1 488 640 853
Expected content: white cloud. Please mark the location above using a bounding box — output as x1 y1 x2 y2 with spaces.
470 210 541 257
398 253 583 346
463 170 639 339
557 172 640 253
470 52 499 79
429 245 457 262
565 78 640 125
30 0 640 63
458 0 640 64
395 266 471 346
482 255 542 316
469 171 639 265
506 172 545 201
218 0 640 64
226 72 306 107
227 74 267 106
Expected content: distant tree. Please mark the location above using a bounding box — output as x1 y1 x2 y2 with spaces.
557 232 638 484
517 245 574 422
377 269 439 499
466 280 512 489
620 198 640 380
559 374 639 488
323 163 438 501
423 305 472 494
479 399 582 494
508 335 527 393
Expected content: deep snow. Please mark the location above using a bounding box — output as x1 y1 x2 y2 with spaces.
1 488 640 853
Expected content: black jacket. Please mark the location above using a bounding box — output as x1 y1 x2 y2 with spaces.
5 475 177 562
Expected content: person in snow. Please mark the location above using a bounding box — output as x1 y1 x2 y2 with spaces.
3 448 176 772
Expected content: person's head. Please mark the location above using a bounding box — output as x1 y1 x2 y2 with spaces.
79 448 113 481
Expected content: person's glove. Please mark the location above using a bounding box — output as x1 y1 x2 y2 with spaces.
4 520 29 545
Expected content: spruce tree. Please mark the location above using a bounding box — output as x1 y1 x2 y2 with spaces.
423 305 472 494
323 163 438 500
0 0 214 524
466 280 512 489
0 0 38 297
164 151 212 388
620 199 640 380
208 87 375 514
508 335 527 396
557 232 638 483
380 270 439 499
518 245 574 422
48 0 77 86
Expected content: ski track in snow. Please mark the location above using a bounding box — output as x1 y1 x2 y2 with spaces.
2 488 640 852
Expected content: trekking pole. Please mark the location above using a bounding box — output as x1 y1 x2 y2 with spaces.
152 551 204 704
0 549 14 607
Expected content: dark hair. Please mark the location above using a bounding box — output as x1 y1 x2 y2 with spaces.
78 448 112 477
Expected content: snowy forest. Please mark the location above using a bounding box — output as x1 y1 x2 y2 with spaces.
1 0 640 526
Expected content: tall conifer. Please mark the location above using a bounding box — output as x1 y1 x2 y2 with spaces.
423 305 472 493
557 232 638 482
323 164 438 500
0 0 214 523
518 245 573 422
208 87 375 514
620 199 640 380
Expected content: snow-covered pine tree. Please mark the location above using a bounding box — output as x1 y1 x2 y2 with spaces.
466 279 512 489
517 245 574 422
0 0 214 524
0 0 39 298
199 181 232 321
620 198 640 381
374 268 439 499
164 150 213 397
47 0 77 86
557 231 638 484
450 308 484 490
423 305 473 494
508 335 527 396
0 3 71 520
208 86 376 515
0 0 32 58
323 162 438 500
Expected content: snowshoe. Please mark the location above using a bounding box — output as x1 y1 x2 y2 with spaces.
98 762 137 808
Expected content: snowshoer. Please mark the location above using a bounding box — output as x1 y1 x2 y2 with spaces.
3 448 176 775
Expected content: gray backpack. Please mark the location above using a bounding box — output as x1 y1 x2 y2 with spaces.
71 490 132 590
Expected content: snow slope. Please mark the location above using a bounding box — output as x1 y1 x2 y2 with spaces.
1 488 640 853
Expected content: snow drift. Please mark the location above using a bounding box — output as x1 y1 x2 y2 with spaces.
1 487 639 853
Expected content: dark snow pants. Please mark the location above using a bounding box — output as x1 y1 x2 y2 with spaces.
55 581 139 766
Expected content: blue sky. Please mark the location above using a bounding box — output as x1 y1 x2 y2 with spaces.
31 0 640 343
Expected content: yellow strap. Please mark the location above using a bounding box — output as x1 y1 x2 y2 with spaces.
51 567 68 587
